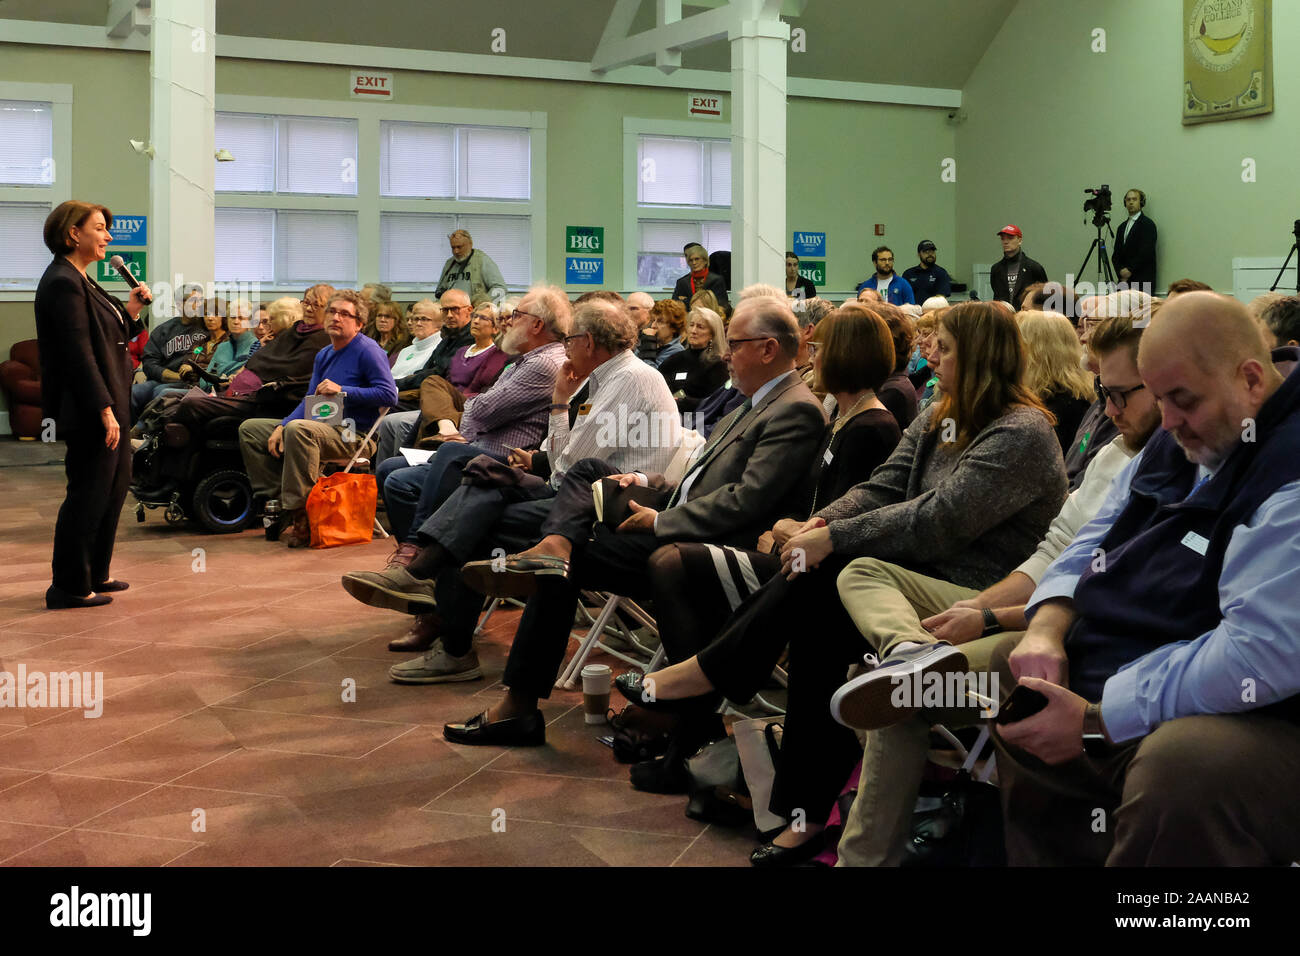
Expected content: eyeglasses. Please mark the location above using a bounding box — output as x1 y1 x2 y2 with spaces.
324 307 358 319
806 342 820 358
1097 379 1146 411
724 336 774 352
411 315 437 324
441 305 471 314
511 310 543 325
563 332 591 348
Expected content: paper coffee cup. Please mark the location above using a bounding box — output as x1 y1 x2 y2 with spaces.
581 663 612 725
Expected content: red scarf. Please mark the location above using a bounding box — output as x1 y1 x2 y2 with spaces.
690 268 708 295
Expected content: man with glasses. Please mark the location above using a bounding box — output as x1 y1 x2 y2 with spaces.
239 290 398 547
343 296 684 680
434 229 508 307
856 247 916 306
434 294 827 746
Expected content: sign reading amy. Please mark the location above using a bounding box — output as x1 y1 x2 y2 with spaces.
566 256 604 285
1183 0 1272 124
566 226 604 255
350 71 394 100
793 231 825 257
687 93 724 120
109 215 147 245
95 251 146 284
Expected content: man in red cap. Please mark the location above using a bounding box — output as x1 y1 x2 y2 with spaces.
990 224 1047 307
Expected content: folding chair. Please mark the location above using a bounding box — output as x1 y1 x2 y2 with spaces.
555 591 665 690
322 407 390 539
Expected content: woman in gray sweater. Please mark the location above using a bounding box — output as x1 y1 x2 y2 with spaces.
615 301 1068 865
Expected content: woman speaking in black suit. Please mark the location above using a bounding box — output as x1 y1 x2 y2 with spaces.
35 201 151 609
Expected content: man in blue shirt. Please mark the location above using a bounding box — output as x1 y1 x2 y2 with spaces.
855 246 915 306
902 240 952 302
239 289 398 547
993 292 1300 865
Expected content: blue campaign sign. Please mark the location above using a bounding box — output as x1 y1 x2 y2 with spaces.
792 231 825 257
109 215 147 245
566 256 604 285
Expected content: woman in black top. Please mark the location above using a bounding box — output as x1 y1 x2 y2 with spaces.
785 251 817 303
657 307 730 414
626 306 902 793
34 202 150 608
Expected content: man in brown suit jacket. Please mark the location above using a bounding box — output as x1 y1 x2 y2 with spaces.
441 296 829 746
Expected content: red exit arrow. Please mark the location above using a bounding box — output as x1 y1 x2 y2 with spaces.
353 87 389 95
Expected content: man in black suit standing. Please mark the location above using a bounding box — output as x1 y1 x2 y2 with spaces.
1111 189 1157 292
990 224 1048 307
34 202 150 609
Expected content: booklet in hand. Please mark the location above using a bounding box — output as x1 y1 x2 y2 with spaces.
592 478 667 528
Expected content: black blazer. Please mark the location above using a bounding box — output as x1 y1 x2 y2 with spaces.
990 251 1048 306
1112 214 1157 288
672 270 731 313
34 257 143 432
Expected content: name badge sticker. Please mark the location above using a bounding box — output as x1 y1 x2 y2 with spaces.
675 372 688 381
1180 531 1209 555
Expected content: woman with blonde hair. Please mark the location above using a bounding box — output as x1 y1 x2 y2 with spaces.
1017 309 1094 452
657 306 729 413
689 288 724 320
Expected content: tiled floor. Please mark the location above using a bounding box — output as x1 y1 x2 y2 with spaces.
0 444 755 866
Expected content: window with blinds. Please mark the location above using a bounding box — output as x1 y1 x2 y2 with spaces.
0 100 55 286
636 219 732 289
380 212 530 288
0 202 53 288
0 100 54 187
379 121 530 200
215 207 357 287
215 112 358 196
637 135 730 208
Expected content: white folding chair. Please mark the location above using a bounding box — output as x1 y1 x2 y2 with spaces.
323 407 390 538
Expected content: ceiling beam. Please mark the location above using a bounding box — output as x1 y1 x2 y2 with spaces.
107 0 151 39
592 2 736 74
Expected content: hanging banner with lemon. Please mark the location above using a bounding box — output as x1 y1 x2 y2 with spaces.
1183 0 1272 125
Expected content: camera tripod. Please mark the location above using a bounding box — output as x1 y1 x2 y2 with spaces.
1076 215 1118 291
1267 219 1300 294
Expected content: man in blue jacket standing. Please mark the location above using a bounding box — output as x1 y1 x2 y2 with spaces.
856 246 915 306
239 289 398 547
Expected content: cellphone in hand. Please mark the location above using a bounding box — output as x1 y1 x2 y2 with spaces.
994 684 1050 725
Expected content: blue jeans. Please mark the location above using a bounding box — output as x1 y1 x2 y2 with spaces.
378 442 500 543
131 380 188 420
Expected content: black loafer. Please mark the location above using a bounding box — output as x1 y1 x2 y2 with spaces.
45 587 112 610
750 831 828 868
93 580 129 593
443 709 546 747
614 671 719 715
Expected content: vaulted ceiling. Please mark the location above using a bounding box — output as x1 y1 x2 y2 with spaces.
1 0 1020 89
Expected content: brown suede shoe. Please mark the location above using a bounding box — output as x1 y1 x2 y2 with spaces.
285 509 312 548
388 612 441 652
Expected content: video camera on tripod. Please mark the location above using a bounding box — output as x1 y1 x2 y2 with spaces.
1083 185 1112 227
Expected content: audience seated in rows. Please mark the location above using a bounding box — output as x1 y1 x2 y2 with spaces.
1018 310 1094 453
657 306 727 414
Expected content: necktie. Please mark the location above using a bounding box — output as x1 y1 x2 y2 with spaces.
668 398 752 508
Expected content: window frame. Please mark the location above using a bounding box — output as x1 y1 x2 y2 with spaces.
0 82 72 297
215 94 546 295
624 118 731 294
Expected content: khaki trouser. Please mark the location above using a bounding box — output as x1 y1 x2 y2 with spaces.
238 417 374 511
833 557 1022 866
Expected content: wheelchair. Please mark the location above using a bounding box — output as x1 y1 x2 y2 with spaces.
130 412 259 533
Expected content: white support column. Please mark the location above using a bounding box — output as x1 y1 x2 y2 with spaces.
148 0 215 313
729 14 789 290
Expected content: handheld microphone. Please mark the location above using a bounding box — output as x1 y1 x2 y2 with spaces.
108 255 152 303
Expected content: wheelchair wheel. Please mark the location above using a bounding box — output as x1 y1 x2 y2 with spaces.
192 469 255 533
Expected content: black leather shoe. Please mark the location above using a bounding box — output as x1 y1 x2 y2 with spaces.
614 671 719 715
45 587 112 610
443 709 546 747
93 580 129 593
629 754 690 794
749 831 828 868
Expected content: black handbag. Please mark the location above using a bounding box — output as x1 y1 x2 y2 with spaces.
902 729 1006 867
683 735 753 828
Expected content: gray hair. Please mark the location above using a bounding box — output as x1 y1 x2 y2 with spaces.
736 296 800 360
738 283 787 302
525 284 572 340
449 229 472 243
266 296 303 333
689 307 727 360
799 296 834 328
921 296 949 313
573 297 637 353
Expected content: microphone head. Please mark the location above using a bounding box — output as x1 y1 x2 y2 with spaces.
109 255 126 270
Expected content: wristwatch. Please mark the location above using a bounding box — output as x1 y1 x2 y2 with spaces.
980 607 1001 636
1082 702 1110 757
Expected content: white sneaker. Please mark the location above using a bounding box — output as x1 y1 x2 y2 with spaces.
830 642 968 730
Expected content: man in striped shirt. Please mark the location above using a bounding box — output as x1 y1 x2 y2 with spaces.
342 296 683 681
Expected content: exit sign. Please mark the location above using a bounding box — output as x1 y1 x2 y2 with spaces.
565 226 604 254
350 71 394 99
687 93 724 119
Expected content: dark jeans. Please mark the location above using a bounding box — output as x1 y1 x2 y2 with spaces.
694 555 866 824
377 442 493 543
53 428 132 596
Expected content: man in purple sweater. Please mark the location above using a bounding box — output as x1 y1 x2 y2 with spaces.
239 290 398 547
